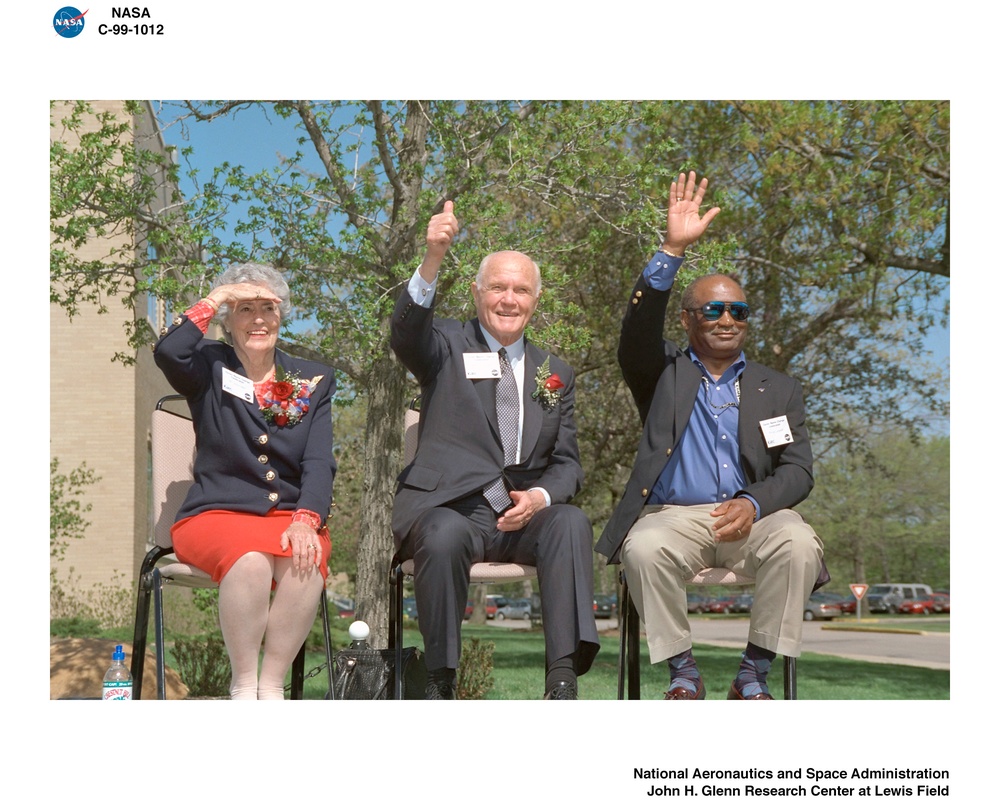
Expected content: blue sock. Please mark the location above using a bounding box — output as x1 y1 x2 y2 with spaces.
735 642 775 697
667 649 701 693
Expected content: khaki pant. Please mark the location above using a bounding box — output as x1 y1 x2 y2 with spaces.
621 504 823 663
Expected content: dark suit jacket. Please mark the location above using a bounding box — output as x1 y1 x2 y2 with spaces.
595 275 814 564
154 317 337 523
390 286 584 549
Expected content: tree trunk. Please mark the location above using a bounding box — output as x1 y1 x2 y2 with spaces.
469 583 488 625
352 343 409 648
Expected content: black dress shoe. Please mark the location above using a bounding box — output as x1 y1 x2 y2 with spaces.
425 667 456 699
727 681 773 700
425 679 455 699
543 680 578 699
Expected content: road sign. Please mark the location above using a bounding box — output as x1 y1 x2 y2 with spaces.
850 584 868 600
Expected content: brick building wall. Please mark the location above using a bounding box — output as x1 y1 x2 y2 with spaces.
50 100 174 595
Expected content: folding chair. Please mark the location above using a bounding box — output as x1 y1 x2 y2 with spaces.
387 399 538 699
130 394 335 699
617 568 797 700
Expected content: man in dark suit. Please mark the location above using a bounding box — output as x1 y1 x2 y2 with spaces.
596 172 823 700
391 201 599 699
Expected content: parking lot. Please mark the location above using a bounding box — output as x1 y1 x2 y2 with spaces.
486 615 949 670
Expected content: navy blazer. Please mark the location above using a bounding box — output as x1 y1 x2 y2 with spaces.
390 285 584 549
154 316 337 524
595 275 814 564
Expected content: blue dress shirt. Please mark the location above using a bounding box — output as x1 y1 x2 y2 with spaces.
640 252 760 517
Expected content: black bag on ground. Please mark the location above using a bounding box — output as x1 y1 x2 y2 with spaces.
331 645 427 700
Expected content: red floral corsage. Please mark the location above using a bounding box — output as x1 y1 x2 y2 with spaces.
531 356 564 409
259 367 324 427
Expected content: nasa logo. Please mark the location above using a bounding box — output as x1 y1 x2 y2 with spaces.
53 6 88 38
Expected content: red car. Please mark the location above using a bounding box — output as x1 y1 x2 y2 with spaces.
464 598 499 620
898 597 936 615
930 593 950 613
707 596 737 613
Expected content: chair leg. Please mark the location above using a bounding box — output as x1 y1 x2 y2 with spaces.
617 573 641 700
153 568 167 700
617 578 628 700
390 561 404 700
627 593 640 699
130 569 154 700
783 656 797 700
131 546 169 700
320 588 335 700
290 644 306 699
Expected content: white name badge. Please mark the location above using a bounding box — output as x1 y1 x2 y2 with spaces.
759 415 794 448
463 351 501 379
222 367 255 403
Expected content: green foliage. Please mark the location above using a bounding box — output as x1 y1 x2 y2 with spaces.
171 632 232 697
49 616 104 638
50 569 134 629
50 457 100 563
456 636 495 700
190 587 219 617
799 431 950 589
51 100 950 632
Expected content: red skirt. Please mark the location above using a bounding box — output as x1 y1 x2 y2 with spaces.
171 509 331 584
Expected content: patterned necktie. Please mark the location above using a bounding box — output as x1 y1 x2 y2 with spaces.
483 347 519 513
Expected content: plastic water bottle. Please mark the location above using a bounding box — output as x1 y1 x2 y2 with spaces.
102 644 133 700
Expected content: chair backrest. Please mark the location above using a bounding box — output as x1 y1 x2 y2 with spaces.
687 567 754 587
150 396 196 550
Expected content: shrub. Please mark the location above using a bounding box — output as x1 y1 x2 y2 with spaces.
171 633 232 697
49 616 103 638
456 637 494 700
50 568 134 629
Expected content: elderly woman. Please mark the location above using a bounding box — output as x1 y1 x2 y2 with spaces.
154 263 336 700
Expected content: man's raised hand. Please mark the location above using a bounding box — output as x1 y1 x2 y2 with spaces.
662 171 720 256
419 199 460 283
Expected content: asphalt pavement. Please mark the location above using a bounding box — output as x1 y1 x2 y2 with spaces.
488 615 950 670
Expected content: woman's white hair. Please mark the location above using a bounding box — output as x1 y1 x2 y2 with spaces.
213 263 292 337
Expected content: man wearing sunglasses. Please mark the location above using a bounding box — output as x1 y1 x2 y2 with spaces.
596 171 824 700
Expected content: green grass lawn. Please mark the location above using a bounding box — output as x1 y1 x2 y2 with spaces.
290 619 949 700
106 611 948 699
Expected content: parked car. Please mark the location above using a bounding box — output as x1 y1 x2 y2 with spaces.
837 595 857 614
593 594 618 619
730 593 754 613
707 596 737 614
687 593 711 613
496 598 533 620
464 597 499 620
898 597 936 615
330 595 356 618
804 594 842 621
402 596 417 620
489 594 509 611
812 591 855 614
930 592 950 613
865 583 933 613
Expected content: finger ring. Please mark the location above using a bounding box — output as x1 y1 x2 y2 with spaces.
307 544 316 550
737 529 742 535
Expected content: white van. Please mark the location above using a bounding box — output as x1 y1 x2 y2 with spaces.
866 583 932 613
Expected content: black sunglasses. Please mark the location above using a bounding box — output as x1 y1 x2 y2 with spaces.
684 301 750 321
